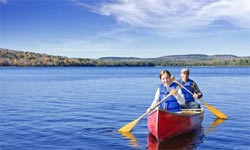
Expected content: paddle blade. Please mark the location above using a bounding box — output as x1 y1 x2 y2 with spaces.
205 103 228 119
118 118 140 132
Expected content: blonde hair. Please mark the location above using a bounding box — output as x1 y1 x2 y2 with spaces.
159 70 171 79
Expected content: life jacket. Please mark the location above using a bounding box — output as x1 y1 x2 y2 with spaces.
178 79 195 103
159 83 181 112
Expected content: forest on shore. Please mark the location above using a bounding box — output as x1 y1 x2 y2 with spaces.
0 48 249 67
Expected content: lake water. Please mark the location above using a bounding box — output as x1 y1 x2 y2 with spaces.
0 67 250 150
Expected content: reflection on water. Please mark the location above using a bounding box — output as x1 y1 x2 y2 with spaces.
205 118 226 135
118 118 226 149
119 132 139 147
147 128 204 150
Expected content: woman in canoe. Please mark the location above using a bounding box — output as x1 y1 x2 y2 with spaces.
147 70 185 113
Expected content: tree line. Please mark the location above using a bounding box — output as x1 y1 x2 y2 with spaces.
0 48 249 66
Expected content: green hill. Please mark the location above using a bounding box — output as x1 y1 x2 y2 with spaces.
0 48 249 66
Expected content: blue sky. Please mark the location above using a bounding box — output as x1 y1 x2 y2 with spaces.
0 0 249 58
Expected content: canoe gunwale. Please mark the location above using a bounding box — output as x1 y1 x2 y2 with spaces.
148 108 204 117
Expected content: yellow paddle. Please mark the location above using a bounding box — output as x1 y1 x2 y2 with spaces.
172 78 228 119
118 90 176 132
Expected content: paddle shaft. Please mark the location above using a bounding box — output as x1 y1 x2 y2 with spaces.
128 90 174 123
173 80 209 105
118 90 175 132
173 80 228 119
143 90 176 117
130 92 174 122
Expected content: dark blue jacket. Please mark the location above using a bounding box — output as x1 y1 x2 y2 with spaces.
178 79 195 103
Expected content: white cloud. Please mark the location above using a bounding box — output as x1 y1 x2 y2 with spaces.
0 0 8 4
95 0 250 30
196 0 250 28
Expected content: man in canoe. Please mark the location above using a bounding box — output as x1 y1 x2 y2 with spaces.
178 68 202 109
147 70 185 112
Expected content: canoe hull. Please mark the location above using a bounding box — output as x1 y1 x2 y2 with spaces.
147 109 204 142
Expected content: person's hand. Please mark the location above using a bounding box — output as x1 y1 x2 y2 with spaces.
172 89 177 95
193 93 198 99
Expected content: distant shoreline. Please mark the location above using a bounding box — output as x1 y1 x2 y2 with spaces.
1 48 250 67
0 66 249 68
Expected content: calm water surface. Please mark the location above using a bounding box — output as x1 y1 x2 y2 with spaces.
0 67 249 150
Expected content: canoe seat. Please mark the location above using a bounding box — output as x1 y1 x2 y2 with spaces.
181 109 202 114
175 109 203 115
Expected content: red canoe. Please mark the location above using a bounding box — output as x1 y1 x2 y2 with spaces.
147 108 204 142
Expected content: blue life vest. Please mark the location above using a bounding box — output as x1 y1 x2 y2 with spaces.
178 79 195 103
159 83 181 112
